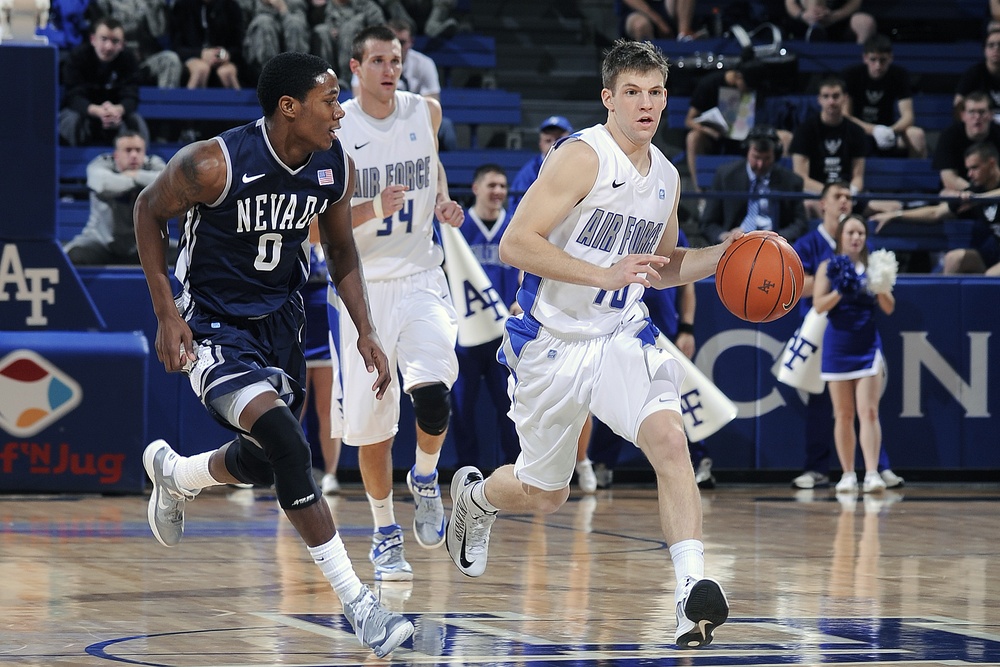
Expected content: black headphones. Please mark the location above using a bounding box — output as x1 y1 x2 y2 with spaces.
742 124 782 159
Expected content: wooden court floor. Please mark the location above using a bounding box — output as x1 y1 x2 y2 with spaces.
2 481 999 667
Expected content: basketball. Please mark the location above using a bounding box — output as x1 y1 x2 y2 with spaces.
715 231 804 323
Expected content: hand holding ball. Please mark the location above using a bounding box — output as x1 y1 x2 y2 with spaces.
715 231 804 323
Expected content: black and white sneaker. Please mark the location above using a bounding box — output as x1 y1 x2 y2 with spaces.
674 577 729 648
445 466 496 577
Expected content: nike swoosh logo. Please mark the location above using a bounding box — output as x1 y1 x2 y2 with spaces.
612 180 625 188
459 531 475 570
782 267 798 310
242 173 265 183
354 142 370 150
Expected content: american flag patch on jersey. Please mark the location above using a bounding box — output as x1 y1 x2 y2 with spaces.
317 169 335 186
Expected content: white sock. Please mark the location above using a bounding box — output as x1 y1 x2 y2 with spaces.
367 491 396 530
470 480 498 515
413 447 440 478
307 533 363 602
172 451 221 493
669 539 705 587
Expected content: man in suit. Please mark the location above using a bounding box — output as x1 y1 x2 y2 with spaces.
699 125 808 244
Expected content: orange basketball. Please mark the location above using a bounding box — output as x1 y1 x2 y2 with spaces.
715 231 804 323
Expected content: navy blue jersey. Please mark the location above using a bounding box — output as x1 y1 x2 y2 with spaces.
176 118 350 318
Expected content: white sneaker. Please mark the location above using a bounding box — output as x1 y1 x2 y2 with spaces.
406 467 446 548
674 577 729 648
446 466 497 577
575 458 597 494
791 471 830 489
321 473 340 495
142 440 198 547
370 524 413 582
835 472 858 494
342 583 413 657
694 457 716 489
880 469 904 488
863 471 887 494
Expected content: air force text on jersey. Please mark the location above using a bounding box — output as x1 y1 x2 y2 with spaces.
352 156 434 200
575 208 664 255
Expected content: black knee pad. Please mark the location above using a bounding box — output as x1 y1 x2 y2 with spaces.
224 435 274 487
249 405 321 510
411 383 451 436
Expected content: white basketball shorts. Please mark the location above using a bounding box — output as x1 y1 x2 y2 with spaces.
500 312 686 491
339 267 459 446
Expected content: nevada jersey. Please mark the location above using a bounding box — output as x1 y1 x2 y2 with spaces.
517 124 678 336
462 206 519 308
338 91 442 280
175 118 350 318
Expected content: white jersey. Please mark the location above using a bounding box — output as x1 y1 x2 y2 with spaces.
517 124 679 337
339 91 442 280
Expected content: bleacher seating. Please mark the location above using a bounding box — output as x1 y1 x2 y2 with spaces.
686 154 973 253
440 148 535 194
689 155 940 194
413 34 497 86
790 41 981 76
135 86 521 149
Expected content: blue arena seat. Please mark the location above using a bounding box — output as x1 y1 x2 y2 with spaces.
413 34 497 86
865 157 939 193
440 148 536 191
138 87 261 121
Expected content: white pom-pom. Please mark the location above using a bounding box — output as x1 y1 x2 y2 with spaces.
867 249 898 294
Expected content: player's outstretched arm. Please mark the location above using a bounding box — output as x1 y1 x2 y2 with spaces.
134 139 227 372
499 139 667 290
319 159 391 398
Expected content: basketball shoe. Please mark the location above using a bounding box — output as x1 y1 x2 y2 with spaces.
342 583 414 657
370 524 413 581
863 471 887 494
835 472 858 493
321 473 340 495
674 576 730 648
446 466 497 577
694 457 716 489
575 458 597 494
406 467 446 548
791 471 830 489
143 439 198 547
880 469 905 489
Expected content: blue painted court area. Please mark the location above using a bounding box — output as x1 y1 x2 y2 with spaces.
85 613 1000 665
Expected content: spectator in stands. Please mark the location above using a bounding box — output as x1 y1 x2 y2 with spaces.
348 17 457 150
242 0 309 84
684 62 793 193
309 0 384 79
991 0 1000 31
699 124 808 244
790 76 866 215
873 142 1000 275
377 0 459 39
509 115 573 211
615 0 699 41
64 130 166 265
451 164 521 469
933 91 1000 193
782 0 875 44
171 0 245 89
87 0 182 88
843 34 926 158
48 0 91 49
59 16 150 146
954 27 1000 116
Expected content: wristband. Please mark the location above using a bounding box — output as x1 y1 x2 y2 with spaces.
372 193 385 219
677 322 695 335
